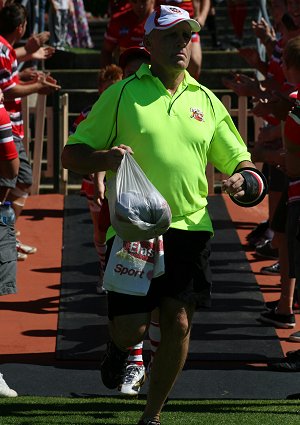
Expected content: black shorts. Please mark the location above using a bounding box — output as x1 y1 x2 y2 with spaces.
287 202 300 280
106 228 212 320
0 136 32 189
270 184 288 233
265 164 287 192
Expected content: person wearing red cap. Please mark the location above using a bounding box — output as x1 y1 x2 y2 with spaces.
119 46 151 78
156 0 211 78
62 5 264 424
100 0 155 68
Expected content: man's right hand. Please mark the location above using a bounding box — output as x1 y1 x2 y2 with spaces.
106 145 133 172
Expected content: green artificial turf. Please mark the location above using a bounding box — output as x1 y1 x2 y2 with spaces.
0 397 300 425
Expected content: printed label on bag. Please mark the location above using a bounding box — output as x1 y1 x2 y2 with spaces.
122 240 155 263
114 263 145 278
122 239 164 263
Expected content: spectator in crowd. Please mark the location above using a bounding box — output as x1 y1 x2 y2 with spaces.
99 0 155 68
156 0 211 78
67 0 94 48
0 2 60 261
267 35 300 371
227 0 248 47
70 64 123 295
61 6 262 424
48 0 73 50
0 88 19 397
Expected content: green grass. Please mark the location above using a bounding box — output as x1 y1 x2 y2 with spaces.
0 397 300 425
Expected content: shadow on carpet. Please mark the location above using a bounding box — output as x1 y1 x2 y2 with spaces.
56 194 283 362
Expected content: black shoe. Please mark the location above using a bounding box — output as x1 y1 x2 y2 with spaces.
268 359 300 372
286 348 300 358
255 240 279 260
100 341 129 389
289 332 300 343
246 221 269 241
259 308 295 329
260 262 280 276
137 420 161 425
265 298 299 313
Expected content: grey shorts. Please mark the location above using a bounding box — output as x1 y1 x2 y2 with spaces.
0 222 17 295
0 136 32 188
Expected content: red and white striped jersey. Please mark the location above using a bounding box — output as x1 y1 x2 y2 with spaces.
0 36 23 139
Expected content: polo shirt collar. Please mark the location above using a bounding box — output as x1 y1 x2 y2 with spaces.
136 64 201 90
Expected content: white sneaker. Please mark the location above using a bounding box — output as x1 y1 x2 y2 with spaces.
96 284 107 295
118 364 146 396
0 373 18 397
16 240 37 255
96 269 107 295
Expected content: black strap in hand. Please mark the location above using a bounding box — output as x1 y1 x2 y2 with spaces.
229 167 268 208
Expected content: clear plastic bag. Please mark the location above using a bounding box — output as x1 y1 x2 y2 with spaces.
107 152 172 241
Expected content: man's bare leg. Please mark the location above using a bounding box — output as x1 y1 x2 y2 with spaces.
140 297 195 422
109 312 150 350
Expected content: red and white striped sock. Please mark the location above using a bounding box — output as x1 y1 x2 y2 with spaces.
128 342 144 366
148 321 161 367
94 241 107 270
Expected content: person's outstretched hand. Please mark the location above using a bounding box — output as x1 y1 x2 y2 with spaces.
25 31 51 54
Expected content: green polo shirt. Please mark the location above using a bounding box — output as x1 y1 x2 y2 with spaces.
67 64 251 233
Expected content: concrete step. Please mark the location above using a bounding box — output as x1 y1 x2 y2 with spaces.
61 87 237 115
46 47 252 75
53 66 254 96
45 49 100 70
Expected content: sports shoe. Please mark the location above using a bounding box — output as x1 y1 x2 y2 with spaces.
16 240 37 255
264 297 300 313
100 341 129 389
289 331 300 342
286 349 300 358
268 358 300 372
137 420 161 425
17 251 27 261
0 373 18 397
96 284 107 295
260 262 280 276
255 240 279 260
259 308 295 329
246 221 270 245
96 269 107 295
119 364 146 396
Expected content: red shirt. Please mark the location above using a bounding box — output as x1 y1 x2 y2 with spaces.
104 8 147 53
0 103 17 161
285 87 300 203
0 36 23 139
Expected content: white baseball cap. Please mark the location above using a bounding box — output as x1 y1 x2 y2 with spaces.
144 5 201 35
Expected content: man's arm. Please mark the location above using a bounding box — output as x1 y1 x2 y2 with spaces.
221 160 256 198
0 157 19 180
3 74 60 100
61 144 133 175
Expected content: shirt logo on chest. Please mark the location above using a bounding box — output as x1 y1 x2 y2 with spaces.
190 108 204 122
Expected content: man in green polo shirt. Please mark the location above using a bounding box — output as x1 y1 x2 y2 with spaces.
62 5 259 425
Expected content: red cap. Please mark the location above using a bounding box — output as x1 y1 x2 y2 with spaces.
119 46 151 69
